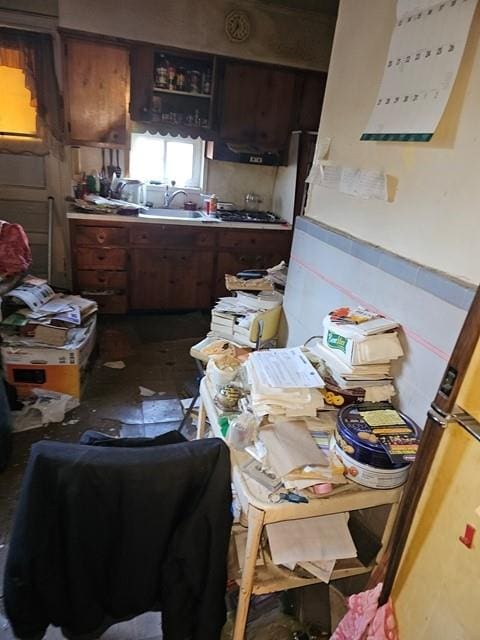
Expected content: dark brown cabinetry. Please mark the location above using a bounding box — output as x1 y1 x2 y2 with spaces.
294 72 327 132
131 249 214 310
219 62 296 150
63 37 129 146
70 219 292 313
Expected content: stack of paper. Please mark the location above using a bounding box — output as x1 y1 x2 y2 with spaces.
303 307 404 406
210 294 281 347
266 513 357 580
322 308 403 366
2 278 97 348
246 348 325 418
310 341 396 403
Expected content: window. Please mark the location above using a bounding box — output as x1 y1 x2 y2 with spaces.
0 65 37 136
130 132 204 187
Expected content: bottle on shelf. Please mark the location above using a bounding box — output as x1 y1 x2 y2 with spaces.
167 61 176 91
156 55 168 89
176 67 186 92
202 69 211 95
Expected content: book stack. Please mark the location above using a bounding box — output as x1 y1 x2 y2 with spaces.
308 307 404 407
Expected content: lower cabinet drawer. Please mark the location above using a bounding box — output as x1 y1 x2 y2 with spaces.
75 248 127 270
76 270 127 290
83 294 128 314
75 225 128 247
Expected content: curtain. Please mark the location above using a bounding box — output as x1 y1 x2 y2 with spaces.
0 28 64 156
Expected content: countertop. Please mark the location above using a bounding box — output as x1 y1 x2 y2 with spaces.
67 211 292 231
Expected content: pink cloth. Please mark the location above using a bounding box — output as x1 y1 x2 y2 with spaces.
330 583 398 640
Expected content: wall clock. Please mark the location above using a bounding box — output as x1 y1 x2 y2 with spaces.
225 10 251 43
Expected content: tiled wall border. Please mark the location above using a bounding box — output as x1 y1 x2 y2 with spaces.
295 216 476 311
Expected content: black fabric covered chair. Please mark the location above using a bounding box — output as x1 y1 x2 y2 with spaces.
0 378 13 472
4 431 232 640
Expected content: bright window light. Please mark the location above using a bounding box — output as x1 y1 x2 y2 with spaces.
130 132 204 187
0 66 37 136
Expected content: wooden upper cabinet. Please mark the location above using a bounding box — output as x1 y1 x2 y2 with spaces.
294 71 327 132
219 62 296 150
129 43 155 122
64 37 129 146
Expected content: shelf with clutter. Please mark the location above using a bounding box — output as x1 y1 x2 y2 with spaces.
191 296 420 640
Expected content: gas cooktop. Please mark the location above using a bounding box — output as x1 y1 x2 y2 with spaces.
215 210 285 224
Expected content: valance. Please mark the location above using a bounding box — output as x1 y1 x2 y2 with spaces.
0 28 64 156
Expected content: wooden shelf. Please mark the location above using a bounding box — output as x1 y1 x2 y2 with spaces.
230 536 371 596
153 87 212 99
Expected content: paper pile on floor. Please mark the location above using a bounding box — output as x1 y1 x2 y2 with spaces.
12 389 79 432
308 307 403 406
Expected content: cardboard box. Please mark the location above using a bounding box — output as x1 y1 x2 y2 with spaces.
1 318 96 399
322 318 403 366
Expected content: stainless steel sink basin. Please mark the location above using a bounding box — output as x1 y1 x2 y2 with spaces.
138 208 204 220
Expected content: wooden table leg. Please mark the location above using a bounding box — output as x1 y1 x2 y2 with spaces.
233 505 265 640
196 398 207 440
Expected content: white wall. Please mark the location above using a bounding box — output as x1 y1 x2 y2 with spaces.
58 0 335 71
306 0 480 284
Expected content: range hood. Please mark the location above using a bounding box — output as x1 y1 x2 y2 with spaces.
206 141 285 166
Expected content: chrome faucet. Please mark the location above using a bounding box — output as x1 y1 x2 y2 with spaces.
164 189 187 208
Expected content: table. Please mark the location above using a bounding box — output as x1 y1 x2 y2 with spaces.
197 377 403 640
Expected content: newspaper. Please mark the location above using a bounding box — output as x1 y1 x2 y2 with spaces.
4 277 55 311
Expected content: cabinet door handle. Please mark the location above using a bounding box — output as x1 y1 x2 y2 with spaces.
97 254 106 261
96 232 106 243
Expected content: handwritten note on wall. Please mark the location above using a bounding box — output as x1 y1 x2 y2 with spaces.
362 0 478 142
307 162 388 201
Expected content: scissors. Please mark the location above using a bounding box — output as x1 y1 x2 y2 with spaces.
268 490 309 504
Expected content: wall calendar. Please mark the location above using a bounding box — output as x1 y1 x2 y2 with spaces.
362 0 478 142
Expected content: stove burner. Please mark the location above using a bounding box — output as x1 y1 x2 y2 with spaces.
216 210 284 224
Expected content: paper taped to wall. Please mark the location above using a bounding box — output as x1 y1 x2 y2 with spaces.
306 137 331 183
362 0 477 142
308 162 388 201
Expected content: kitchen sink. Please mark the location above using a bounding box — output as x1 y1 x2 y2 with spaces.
138 208 205 220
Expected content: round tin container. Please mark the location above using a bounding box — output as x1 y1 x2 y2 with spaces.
335 444 410 489
335 404 418 470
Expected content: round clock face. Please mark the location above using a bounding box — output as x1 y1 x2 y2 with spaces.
225 10 251 43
